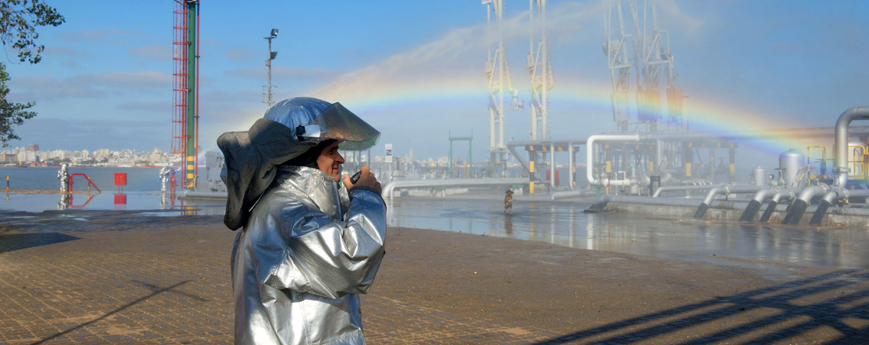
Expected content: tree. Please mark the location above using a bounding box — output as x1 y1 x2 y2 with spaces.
1 0 65 64
0 62 35 146
0 0 64 147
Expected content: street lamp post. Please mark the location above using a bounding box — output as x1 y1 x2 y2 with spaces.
263 28 278 108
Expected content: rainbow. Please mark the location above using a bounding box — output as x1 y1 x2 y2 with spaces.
281 73 823 157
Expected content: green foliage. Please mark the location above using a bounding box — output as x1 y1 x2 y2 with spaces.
0 0 65 64
0 0 63 146
0 62 35 147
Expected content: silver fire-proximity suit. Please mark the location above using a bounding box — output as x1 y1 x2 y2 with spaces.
232 166 385 345
219 97 385 345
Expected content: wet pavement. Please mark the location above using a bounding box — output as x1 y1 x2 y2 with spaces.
4 192 869 270
387 197 869 270
0 192 225 215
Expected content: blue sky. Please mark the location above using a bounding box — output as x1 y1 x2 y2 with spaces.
4 0 868 169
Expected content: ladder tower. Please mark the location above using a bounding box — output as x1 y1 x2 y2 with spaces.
172 0 200 190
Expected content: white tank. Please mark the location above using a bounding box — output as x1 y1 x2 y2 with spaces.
751 166 767 186
779 149 805 187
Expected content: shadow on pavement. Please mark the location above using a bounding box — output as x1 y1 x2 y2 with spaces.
0 232 79 254
31 280 192 345
532 270 869 344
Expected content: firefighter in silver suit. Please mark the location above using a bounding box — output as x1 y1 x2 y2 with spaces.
218 97 385 345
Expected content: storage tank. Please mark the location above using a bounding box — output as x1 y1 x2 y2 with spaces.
751 166 767 186
779 149 805 187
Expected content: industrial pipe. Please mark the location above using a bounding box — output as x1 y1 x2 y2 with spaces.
381 178 528 199
781 185 827 225
592 194 869 221
759 188 798 223
834 107 869 186
809 190 841 226
693 185 764 219
550 142 555 191
738 188 777 222
586 134 641 187
567 142 575 190
652 185 724 197
551 189 597 200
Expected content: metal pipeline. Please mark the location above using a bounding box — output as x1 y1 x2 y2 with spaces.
693 185 764 219
759 188 798 223
586 134 641 187
809 190 841 226
834 107 869 186
652 185 724 197
738 188 777 222
551 189 598 200
381 178 528 199
781 185 827 225
591 194 869 221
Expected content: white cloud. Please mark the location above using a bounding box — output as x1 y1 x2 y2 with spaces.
69 71 172 89
128 45 173 60
43 47 90 57
225 66 341 81
116 101 169 113
8 71 171 102
57 28 146 44
223 48 262 61
7 76 102 102
650 0 706 32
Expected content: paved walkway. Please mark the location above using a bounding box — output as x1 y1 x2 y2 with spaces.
0 212 867 344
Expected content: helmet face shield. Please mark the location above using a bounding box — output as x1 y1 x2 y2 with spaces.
313 103 380 151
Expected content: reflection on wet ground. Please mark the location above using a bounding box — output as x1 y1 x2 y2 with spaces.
1 192 225 215
386 198 869 270
4 192 869 270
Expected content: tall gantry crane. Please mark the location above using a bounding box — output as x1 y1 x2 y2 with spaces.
629 0 679 133
527 0 553 142
603 0 633 133
525 0 554 187
483 0 522 177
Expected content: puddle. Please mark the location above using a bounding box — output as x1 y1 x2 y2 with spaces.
386 198 869 270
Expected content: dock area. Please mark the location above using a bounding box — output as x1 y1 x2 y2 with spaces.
1 212 867 344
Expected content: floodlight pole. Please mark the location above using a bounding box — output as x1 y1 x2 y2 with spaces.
264 31 277 108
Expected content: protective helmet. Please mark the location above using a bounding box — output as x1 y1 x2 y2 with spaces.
264 97 380 151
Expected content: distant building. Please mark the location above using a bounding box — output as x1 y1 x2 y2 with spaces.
437 157 449 167
0 152 14 163
27 143 39 152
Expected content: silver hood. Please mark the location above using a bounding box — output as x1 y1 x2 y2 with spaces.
231 166 387 345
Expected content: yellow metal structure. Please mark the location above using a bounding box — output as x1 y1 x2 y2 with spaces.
807 146 827 185
848 144 867 179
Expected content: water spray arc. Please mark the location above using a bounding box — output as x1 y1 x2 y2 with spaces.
484 0 522 178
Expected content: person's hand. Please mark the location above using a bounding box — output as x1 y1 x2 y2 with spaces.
343 165 382 195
